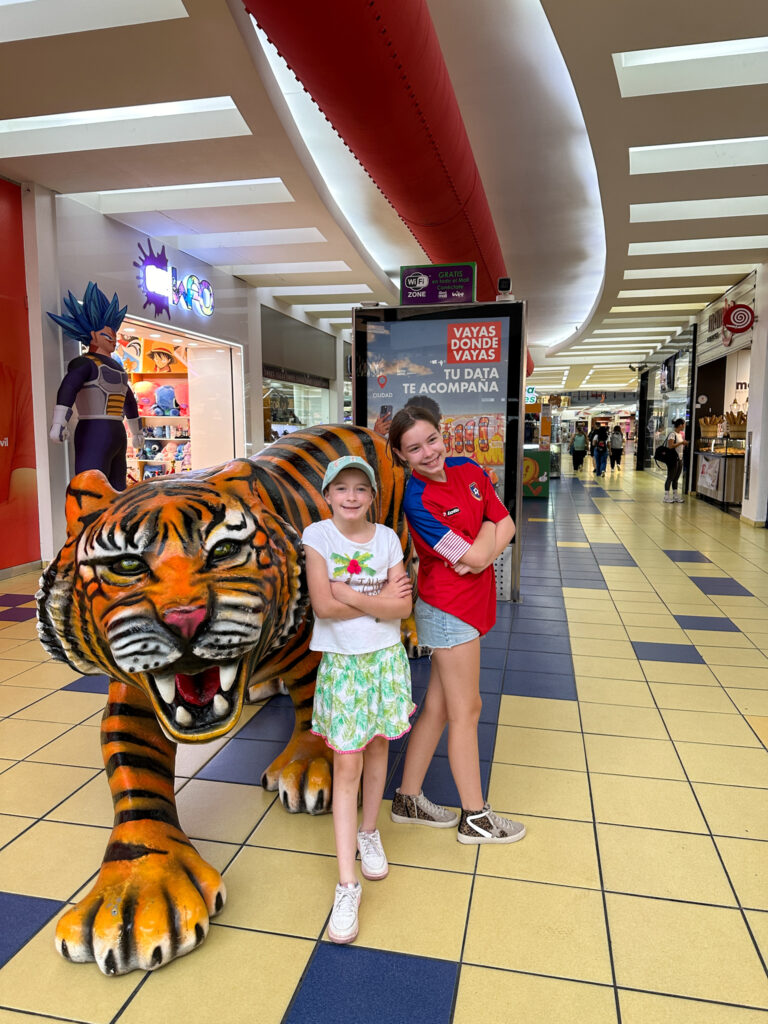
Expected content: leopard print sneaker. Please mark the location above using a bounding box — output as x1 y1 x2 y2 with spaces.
390 788 459 828
457 803 526 844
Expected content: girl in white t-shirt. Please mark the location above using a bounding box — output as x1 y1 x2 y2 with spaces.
302 455 413 944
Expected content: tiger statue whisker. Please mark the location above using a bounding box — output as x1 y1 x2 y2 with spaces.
37 425 411 975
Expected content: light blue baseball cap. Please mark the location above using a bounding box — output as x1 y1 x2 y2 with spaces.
321 455 377 493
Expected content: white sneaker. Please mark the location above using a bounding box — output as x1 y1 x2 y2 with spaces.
328 882 361 944
663 493 673 503
673 493 684 503
357 828 388 880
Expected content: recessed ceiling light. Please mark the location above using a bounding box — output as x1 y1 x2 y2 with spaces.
271 285 372 296
0 0 187 43
618 287 728 297
610 303 708 312
160 228 325 249
594 327 675 333
613 37 768 97
630 196 768 222
223 262 352 275
628 236 768 255
0 97 250 159
149 334 162 339
61 178 292 214
623 264 756 279
629 136 768 175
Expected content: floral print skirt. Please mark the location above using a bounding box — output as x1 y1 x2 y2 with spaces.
311 643 415 753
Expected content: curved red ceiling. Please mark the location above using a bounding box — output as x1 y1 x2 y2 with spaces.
244 0 533 373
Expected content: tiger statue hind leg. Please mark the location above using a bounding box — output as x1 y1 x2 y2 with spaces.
36 425 409 974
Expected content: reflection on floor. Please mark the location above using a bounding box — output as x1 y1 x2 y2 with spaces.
1 462 767 1023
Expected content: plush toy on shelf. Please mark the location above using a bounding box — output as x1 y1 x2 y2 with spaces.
133 380 159 418
174 380 189 416
152 384 178 417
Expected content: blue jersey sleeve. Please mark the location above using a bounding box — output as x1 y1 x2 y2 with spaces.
404 476 471 564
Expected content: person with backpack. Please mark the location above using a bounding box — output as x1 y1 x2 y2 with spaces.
662 417 688 503
592 425 609 477
569 425 588 471
609 425 624 472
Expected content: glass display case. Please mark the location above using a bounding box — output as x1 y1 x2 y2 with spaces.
695 437 746 508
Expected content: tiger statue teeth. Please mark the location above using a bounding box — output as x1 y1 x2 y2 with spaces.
36 424 411 975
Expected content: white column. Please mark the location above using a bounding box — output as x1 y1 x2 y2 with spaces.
328 332 346 425
22 183 70 562
741 261 768 525
247 288 265 457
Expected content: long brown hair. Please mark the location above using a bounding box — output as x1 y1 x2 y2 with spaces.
388 406 440 467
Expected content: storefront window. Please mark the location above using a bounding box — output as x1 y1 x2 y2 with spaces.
263 378 330 441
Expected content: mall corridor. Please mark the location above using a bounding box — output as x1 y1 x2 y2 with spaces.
0 465 767 1023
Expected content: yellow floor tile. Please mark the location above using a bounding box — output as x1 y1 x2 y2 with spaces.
0 820 108 899
570 637 636 659
662 709 762 747
0 917 142 1021
745 909 768 967
173 736 230 778
0 761 98 818
584 734 685 780
558 541 590 547
576 677 655 707
590 774 707 832
649 682 737 713
567 621 629 641
625 625 690 645
0 685 44 717
701 647 768 668
746 715 768 747
676 741 768 787
493 725 586 771
727 688 768 716
219 846 337 938
694 782 768 840
343 862 472 960
118 927 314 1024
3 662 81 689
580 702 667 739
0 812 30 848
375 809 477 873
44 773 113 828
567 607 623 625
0 621 39 641
0 659 41 683
0 1011 88 1024
464 876 612 982
715 836 768 910
454 965 618 1024
606 893 768 1007
562 587 613 601
247 797 336 855
619 987 768 1023
619 611 678 628
597 824 735 905
175 780 277 845
12 690 106 724
487 763 593 821
641 661 719 685
25 725 108 769
572 655 643 681
0 718 70 760
685 630 755 648
477 815 600 890
497 695 581 732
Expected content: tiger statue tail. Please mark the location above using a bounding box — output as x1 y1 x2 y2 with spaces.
55 680 226 976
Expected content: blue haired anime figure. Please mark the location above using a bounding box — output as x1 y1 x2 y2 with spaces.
48 282 143 490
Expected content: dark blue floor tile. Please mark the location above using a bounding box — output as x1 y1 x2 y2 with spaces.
507 633 570 654
236 706 295 742
479 668 504 693
514 606 567 621
285 944 458 1024
384 754 490 806
435 721 496 760
506 651 574 675
0 593 35 606
197 737 286 784
509 619 570 636
663 549 711 563
63 674 109 694
0 892 64 969
631 641 705 664
0 608 36 621
674 614 740 632
482 629 509 648
479 691 501 723
480 647 507 670
690 577 754 597
520 595 565 608
502 671 577 700
561 579 608 590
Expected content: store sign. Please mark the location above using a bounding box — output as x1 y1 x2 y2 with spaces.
525 385 538 405
134 239 214 320
400 263 476 305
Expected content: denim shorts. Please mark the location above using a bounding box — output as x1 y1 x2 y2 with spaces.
414 598 480 649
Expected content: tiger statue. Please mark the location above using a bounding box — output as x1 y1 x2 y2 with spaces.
37 425 411 976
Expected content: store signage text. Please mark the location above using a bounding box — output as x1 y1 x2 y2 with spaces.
134 239 215 321
403 365 500 397
525 385 538 405
400 262 477 305
447 322 501 363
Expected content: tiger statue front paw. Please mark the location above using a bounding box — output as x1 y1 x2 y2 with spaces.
261 727 334 813
56 822 226 976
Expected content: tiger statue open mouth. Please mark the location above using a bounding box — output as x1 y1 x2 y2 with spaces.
36 425 411 975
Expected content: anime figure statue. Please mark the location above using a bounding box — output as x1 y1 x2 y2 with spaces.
37 425 412 976
48 283 143 490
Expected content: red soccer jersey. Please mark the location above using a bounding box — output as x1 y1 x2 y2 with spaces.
403 456 510 635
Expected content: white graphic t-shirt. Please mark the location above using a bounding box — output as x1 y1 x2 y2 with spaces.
301 519 406 655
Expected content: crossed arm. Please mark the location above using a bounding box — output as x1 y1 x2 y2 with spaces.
453 516 516 576
305 546 413 622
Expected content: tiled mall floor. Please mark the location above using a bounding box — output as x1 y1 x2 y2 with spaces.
1 461 768 1023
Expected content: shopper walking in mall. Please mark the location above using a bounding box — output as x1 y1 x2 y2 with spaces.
663 417 688 503
592 424 609 477
570 425 588 471
302 456 415 943
609 425 624 472
387 405 526 846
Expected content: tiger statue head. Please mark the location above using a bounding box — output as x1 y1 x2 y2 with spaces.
37 460 308 743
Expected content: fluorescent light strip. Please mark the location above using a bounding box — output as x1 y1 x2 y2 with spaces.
613 37 768 96
603 316 691 323
623 264 755 279
300 303 359 312
160 228 325 249
63 179 293 214
630 195 768 222
224 262 351 275
628 236 768 255
271 285 371 297
629 136 768 175
618 287 728 297
611 304 707 312
0 97 250 158
594 327 675 333
0 0 187 43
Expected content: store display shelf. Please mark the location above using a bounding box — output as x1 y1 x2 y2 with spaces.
132 372 187 380
141 415 189 425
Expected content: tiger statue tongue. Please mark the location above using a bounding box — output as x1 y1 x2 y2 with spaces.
35 424 411 976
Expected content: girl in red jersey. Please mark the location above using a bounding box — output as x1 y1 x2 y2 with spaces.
388 405 526 845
